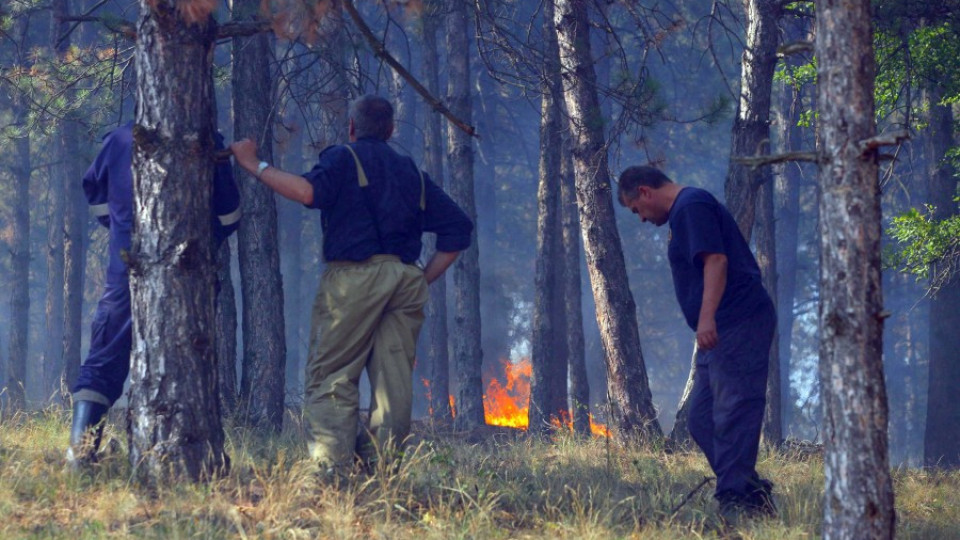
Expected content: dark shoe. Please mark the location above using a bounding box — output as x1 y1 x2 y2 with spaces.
746 477 778 517
66 400 108 469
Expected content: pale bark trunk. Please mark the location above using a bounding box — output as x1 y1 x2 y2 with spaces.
233 0 286 431
816 0 895 536
446 1 484 431
129 3 227 482
561 129 589 436
530 0 568 435
724 0 780 240
279 133 304 401
422 1 452 424
555 0 661 442
923 89 960 468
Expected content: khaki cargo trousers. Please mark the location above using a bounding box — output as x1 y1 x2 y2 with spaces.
305 255 428 468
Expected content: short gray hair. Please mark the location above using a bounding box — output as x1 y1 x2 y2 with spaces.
350 95 394 140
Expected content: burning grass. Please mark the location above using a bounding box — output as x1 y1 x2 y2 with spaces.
0 408 958 539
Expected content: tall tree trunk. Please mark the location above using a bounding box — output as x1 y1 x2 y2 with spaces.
756 170 781 444
129 3 227 482
561 128 589 436
530 0 567 434
6 105 30 412
815 0 895 536
724 0 780 241
56 0 87 397
422 0 452 424
233 0 286 431
446 0 484 431
554 0 661 442
215 239 238 416
278 127 304 400
923 88 960 468
774 13 807 434
43 32 67 401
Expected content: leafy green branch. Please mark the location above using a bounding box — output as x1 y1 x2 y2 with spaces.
886 200 960 294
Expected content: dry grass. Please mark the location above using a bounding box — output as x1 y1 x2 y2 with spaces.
0 408 957 539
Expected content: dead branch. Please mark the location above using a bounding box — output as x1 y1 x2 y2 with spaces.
61 16 272 41
61 16 135 39
858 130 910 154
342 0 478 139
669 476 714 517
777 40 814 57
734 151 819 169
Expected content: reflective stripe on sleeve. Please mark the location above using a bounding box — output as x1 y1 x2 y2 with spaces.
89 203 109 217
218 207 242 227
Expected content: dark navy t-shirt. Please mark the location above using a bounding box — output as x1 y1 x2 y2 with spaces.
667 187 769 332
303 137 472 264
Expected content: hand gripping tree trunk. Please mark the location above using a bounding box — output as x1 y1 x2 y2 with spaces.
554 0 661 442
128 2 227 482
815 0 895 536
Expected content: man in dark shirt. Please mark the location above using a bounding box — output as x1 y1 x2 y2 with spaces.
617 166 776 519
230 94 473 472
68 122 241 467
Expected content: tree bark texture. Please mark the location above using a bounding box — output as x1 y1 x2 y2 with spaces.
56 0 87 395
923 89 960 468
422 1 452 424
215 239 238 416
530 0 569 436
668 343 698 448
724 0 780 241
6 107 30 412
233 0 287 431
555 0 661 442
446 1 485 431
129 3 227 482
561 128 589 436
279 137 304 401
815 1 895 536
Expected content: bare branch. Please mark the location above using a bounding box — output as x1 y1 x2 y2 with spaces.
734 151 819 169
777 40 814 57
342 0 478 138
217 20 273 39
61 16 136 39
858 130 910 154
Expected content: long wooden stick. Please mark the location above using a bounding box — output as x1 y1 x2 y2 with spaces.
342 0 478 139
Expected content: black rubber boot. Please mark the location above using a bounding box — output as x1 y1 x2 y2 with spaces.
66 400 108 468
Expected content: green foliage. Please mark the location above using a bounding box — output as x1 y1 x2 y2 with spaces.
886 200 960 288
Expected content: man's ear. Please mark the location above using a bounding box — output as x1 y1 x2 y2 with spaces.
385 122 394 140
348 118 356 141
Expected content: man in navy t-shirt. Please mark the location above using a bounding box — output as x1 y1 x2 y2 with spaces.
618 165 776 520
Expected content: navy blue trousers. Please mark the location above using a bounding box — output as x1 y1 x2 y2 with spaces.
687 297 776 502
72 281 132 406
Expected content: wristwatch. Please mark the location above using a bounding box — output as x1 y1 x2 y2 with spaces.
256 161 270 178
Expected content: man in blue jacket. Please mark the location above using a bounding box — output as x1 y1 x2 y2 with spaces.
618 166 776 520
230 95 472 473
67 122 241 466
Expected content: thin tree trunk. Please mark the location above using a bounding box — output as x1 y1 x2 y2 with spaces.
756 170 781 444
530 0 568 435
422 0 452 424
215 239 238 416
278 130 304 401
446 0 484 431
43 29 66 399
233 0 286 431
6 105 30 412
561 128 589 436
815 0 895 536
668 343 698 448
923 88 960 468
774 14 807 434
56 0 87 397
129 3 227 482
555 0 661 442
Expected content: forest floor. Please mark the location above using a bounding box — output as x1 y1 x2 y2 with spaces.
0 408 958 539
